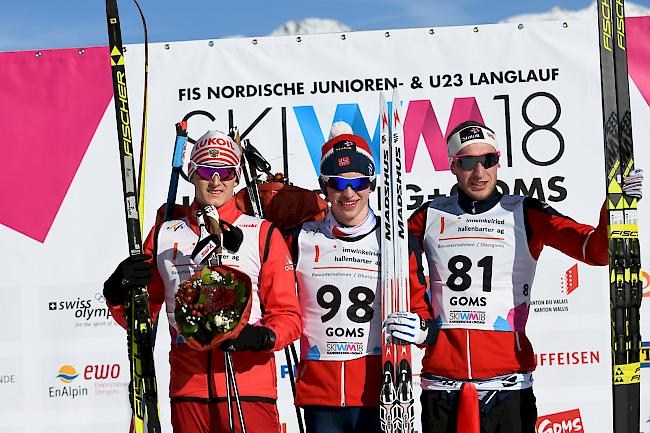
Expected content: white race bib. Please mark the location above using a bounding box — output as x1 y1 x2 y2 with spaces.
296 221 382 361
156 214 264 343
424 196 537 332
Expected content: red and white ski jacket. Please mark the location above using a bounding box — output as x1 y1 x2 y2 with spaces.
288 217 382 407
107 197 302 402
408 191 608 380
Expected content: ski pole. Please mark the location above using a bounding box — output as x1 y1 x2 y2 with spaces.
236 136 305 433
283 346 305 433
165 121 188 221
225 351 248 433
224 351 235 433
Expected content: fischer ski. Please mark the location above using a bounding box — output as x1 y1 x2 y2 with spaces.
597 1 642 432
105 1 161 432
380 90 414 433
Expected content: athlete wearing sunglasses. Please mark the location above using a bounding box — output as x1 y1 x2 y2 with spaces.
450 146 499 202
105 129 301 433
189 161 240 208
320 172 374 227
292 122 385 433
386 120 644 433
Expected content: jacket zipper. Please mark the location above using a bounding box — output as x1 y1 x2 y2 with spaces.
340 362 346 407
466 330 473 379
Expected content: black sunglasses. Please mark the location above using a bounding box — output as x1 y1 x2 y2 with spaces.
452 152 500 171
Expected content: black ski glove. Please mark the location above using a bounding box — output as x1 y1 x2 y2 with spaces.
103 253 153 306
220 324 276 352
220 220 243 252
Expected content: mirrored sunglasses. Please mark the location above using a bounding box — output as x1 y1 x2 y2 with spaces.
195 165 238 182
452 151 500 171
322 176 374 192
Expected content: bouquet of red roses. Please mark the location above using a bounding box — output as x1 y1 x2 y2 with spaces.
174 265 252 351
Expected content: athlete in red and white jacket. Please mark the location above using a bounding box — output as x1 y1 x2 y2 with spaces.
384 120 643 433
290 122 386 433
104 130 301 433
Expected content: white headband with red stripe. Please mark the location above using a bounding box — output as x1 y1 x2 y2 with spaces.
188 130 242 179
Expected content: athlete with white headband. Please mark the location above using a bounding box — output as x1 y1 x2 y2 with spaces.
384 120 643 433
103 129 301 433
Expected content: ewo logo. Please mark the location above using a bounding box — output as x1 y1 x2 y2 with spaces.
50 362 123 400
56 363 121 382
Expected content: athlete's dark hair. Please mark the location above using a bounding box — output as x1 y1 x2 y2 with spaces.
446 120 495 142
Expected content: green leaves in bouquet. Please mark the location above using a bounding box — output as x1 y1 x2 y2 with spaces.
201 267 212 284
182 321 199 336
233 280 247 304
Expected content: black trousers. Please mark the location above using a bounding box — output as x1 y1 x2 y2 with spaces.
420 387 537 433
303 406 382 433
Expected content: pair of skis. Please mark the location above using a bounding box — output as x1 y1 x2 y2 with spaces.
596 1 642 433
379 90 415 433
105 0 161 432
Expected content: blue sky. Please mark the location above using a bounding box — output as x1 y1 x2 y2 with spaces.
2 0 650 52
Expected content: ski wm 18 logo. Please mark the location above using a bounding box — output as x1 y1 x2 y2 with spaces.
536 408 583 433
326 342 364 355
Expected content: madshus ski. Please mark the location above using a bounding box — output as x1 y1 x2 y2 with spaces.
597 1 642 432
380 90 414 433
105 1 161 432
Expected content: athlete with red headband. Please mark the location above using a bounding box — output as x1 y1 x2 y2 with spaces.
103 129 301 433
384 120 643 433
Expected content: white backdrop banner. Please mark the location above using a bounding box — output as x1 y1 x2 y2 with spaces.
1 16 650 433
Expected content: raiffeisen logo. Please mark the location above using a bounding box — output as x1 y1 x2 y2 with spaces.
56 365 79 383
50 365 88 399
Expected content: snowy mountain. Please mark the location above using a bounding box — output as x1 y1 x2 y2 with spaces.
265 2 650 38
270 18 351 36
501 1 650 23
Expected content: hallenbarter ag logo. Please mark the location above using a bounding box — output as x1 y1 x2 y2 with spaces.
50 365 88 399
